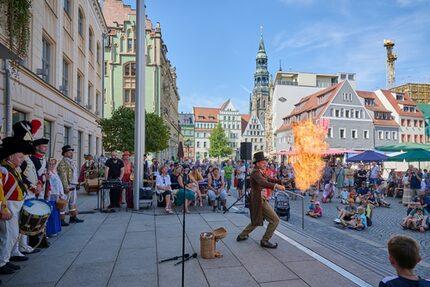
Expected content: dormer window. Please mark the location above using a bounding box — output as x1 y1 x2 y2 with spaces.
364 98 374 106
396 94 404 101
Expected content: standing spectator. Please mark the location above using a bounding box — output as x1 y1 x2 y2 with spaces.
408 165 422 204
57 145 84 223
104 152 124 209
355 164 368 188
223 160 233 195
122 151 134 208
379 235 430 286
345 163 355 192
334 162 346 198
322 163 334 186
236 161 246 200
370 162 382 185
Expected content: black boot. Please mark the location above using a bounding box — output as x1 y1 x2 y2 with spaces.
61 220 70 226
69 217 84 223
260 240 278 249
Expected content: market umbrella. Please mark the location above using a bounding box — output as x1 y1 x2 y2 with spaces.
375 143 430 152
385 148 430 162
347 150 388 162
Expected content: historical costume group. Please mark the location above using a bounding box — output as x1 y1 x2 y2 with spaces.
0 120 84 278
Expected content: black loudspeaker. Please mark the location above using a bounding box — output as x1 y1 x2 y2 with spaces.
240 142 252 161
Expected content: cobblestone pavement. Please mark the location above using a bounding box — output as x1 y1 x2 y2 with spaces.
278 194 430 278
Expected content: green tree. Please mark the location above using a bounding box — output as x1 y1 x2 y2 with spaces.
209 123 233 159
97 106 170 153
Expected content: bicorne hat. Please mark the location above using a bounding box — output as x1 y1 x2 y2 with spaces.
0 137 36 160
12 120 42 141
253 151 268 164
33 138 50 147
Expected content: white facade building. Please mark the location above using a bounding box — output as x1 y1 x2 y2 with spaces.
375 90 425 143
219 100 241 157
0 0 107 167
242 114 266 153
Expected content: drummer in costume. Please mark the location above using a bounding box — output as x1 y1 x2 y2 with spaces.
57 145 84 224
0 136 35 274
12 120 44 254
21 138 51 248
236 152 286 249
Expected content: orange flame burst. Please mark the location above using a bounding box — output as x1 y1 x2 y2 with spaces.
289 120 328 191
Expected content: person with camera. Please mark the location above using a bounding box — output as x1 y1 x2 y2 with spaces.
236 152 285 249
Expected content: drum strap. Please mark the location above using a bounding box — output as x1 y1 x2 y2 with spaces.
4 165 27 200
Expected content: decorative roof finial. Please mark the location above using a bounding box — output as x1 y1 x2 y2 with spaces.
279 60 282 71
260 25 263 37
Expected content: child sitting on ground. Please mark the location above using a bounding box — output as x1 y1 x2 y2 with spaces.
306 201 322 218
340 188 349 205
334 198 356 223
379 235 430 286
341 206 367 230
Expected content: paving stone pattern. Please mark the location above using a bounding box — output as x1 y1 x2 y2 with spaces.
2 190 372 287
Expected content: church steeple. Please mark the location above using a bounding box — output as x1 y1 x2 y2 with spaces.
251 27 270 126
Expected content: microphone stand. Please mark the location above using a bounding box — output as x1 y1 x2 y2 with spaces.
223 170 248 214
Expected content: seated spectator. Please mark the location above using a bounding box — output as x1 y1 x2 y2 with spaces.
322 181 334 203
349 188 358 202
306 201 322 218
340 188 349 205
207 167 227 212
379 235 430 287
402 207 429 233
423 190 430 213
341 206 367 230
357 181 369 196
156 165 173 214
375 190 391 208
175 165 196 213
189 166 204 207
334 198 356 223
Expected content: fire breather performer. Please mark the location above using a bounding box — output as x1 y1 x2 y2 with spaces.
236 151 285 249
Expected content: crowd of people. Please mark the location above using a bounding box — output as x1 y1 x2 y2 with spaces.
2 119 430 284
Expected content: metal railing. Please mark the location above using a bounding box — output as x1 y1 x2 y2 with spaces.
276 189 305 230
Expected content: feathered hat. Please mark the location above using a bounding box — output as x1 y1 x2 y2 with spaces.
12 120 42 141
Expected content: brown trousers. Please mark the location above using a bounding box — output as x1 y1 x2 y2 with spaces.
239 200 279 242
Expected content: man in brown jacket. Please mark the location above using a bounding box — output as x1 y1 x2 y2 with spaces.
237 151 286 249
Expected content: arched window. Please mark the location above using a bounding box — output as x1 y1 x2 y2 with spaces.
123 62 136 107
78 8 85 37
127 29 133 52
88 27 94 52
96 41 101 63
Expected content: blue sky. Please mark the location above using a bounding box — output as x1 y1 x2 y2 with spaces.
123 0 430 114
